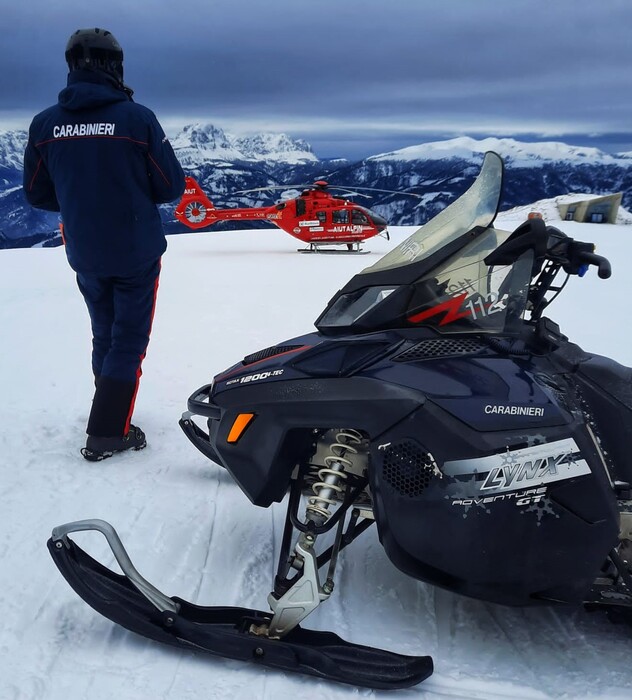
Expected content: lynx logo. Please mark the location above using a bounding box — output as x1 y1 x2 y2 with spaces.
443 437 591 495
481 452 570 491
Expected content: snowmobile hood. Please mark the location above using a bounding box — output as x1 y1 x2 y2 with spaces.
58 70 130 111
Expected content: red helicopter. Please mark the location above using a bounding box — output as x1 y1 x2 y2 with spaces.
174 176 416 252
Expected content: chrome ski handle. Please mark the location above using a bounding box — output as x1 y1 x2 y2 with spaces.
52 519 179 614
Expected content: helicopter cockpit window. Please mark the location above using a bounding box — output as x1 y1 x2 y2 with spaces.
316 211 327 223
332 210 349 224
351 210 369 225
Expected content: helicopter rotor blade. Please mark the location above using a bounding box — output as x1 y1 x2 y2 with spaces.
233 185 312 195
327 189 372 199
233 183 423 199
325 185 424 199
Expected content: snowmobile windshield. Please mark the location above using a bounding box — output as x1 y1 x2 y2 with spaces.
362 151 503 274
316 152 534 335
407 228 534 334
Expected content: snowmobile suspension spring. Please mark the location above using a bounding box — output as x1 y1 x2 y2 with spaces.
306 430 363 523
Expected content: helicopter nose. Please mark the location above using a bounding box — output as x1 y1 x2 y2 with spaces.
371 213 388 231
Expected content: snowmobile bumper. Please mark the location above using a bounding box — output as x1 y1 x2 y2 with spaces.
179 383 222 464
47 520 433 690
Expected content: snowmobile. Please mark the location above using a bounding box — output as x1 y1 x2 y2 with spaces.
48 152 632 690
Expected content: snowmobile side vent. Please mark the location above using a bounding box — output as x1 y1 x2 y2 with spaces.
393 338 487 362
382 440 438 497
242 344 304 366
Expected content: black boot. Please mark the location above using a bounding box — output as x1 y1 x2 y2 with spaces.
87 376 138 437
83 376 146 461
82 425 147 462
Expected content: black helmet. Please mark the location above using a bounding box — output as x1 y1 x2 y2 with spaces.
65 28 124 81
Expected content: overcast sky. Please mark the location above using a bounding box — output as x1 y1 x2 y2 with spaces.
2 0 631 159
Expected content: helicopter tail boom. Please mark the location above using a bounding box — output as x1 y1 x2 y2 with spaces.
175 176 274 231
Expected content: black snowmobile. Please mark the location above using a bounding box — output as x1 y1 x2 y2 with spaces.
49 152 632 690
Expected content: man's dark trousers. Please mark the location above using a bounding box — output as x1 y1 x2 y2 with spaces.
76 258 161 437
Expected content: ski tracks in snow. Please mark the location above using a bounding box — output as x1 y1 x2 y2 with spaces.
425 587 632 699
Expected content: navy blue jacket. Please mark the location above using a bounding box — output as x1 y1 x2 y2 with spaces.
23 70 185 275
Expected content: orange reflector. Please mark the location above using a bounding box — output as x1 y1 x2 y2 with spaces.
227 413 256 443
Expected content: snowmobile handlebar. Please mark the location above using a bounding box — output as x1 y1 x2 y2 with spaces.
545 231 612 279
487 219 611 280
486 219 612 323
573 250 611 279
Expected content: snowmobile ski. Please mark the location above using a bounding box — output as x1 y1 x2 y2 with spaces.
48 520 433 690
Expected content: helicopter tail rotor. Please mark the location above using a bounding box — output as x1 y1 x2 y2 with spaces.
174 176 218 230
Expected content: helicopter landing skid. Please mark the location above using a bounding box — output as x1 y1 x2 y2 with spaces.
299 243 369 254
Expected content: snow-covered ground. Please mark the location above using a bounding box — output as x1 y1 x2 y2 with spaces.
2 213 632 700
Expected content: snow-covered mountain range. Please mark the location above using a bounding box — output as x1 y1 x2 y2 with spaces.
169 123 318 168
370 135 632 167
2 123 632 248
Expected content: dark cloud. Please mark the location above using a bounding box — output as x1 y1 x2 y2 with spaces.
2 0 632 158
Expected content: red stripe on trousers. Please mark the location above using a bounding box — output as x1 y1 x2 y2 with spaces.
124 259 162 434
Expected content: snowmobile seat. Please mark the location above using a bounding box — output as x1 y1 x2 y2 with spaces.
578 354 632 411
575 354 632 483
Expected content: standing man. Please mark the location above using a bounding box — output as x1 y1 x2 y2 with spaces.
23 28 186 462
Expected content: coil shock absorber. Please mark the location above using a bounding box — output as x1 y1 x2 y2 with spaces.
263 428 366 638
305 429 363 525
